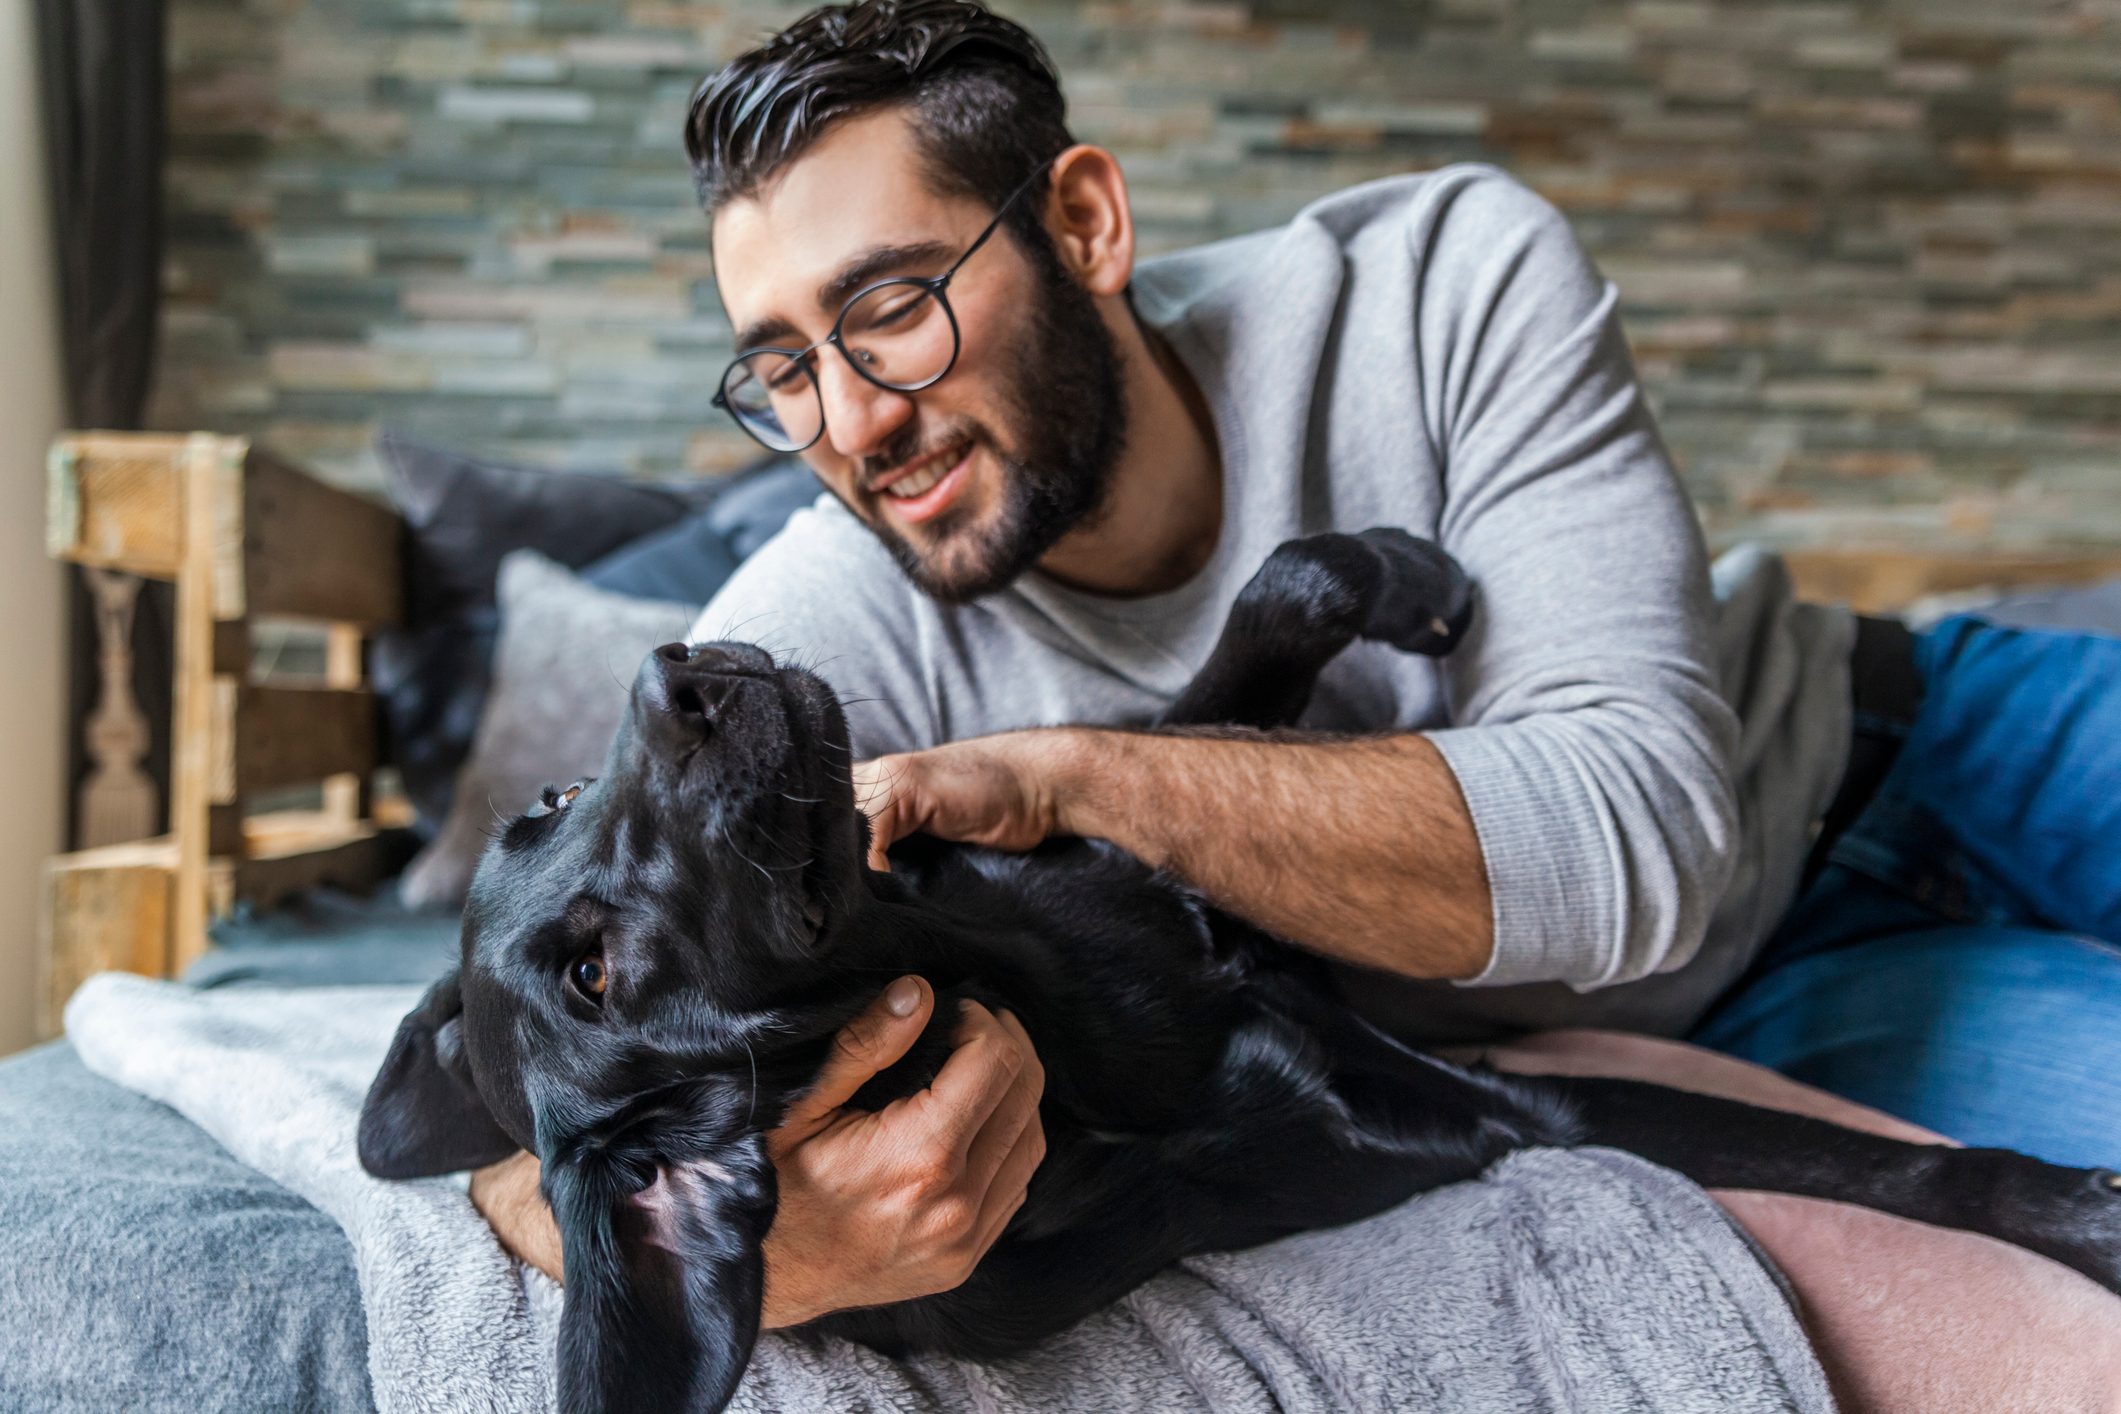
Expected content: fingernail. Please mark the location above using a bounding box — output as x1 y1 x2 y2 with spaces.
886 977 920 1016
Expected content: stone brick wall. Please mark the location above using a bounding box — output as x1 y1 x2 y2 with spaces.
156 0 2121 553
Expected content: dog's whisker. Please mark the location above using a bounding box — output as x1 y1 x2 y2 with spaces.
726 835 814 878
742 1034 759 1129
713 611 777 644
725 839 773 882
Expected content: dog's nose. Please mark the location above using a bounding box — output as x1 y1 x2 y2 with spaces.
635 642 776 749
653 641 775 678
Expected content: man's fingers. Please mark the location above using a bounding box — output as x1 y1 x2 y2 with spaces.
854 755 920 870
963 1008 1045 1192
781 976 933 1128
990 1006 1042 1087
850 755 895 813
962 1039 1044 1196
920 1001 1030 1152
865 804 898 872
469 1149 565 1282
970 1110 1046 1257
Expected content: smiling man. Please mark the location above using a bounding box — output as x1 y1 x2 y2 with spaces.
472 0 2121 1398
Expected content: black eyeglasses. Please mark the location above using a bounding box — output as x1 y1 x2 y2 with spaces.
712 155 1060 454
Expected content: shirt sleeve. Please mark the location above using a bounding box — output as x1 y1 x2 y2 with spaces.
1406 169 1742 990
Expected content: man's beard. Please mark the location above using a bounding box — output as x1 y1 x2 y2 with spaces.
854 246 1127 605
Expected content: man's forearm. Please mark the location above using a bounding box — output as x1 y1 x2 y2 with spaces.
1050 728 1493 979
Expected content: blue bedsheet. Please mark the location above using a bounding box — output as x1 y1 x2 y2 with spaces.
0 892 456 1413
0 1041 374 1411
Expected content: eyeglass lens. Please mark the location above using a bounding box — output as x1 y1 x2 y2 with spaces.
721 279 959 452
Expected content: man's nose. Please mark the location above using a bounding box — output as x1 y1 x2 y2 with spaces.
816 354 915 462
632 641 775 750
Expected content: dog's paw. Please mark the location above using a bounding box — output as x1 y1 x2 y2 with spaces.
2051 1167 2121 1293
1993 1158 2121 1295
1353 528 1474 657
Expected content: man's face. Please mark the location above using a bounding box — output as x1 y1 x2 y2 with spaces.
712 109 1124 603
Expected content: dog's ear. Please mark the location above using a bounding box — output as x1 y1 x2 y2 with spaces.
551 1133 777 1414
357 970 519 1178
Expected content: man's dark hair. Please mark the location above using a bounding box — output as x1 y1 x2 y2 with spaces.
685 0 1074 251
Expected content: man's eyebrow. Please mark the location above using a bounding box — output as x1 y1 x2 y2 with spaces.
819 240 958 310
732 239 960 354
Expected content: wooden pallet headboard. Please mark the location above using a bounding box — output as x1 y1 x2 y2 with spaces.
40 432 407 1036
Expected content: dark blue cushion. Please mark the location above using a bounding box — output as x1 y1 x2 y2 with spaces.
373 430 710 828
706 459 822 559
379 427 712 624
580 507 743 607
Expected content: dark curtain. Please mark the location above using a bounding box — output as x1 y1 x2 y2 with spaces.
36 0 174 845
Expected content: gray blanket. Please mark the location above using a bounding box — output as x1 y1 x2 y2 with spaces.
67 973 1834 1413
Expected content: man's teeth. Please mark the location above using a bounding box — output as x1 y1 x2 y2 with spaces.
884 450 958 499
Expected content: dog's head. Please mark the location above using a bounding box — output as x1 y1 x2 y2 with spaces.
358 641 885 1412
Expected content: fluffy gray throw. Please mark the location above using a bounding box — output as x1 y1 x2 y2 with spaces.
68 973 1833 1413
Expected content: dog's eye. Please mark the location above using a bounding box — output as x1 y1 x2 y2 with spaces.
569 949 607 1002
540 783 585 812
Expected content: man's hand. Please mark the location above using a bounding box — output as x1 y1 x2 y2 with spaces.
466 975 1047 1329
855 725 1493 979
470 1148 563 1280
763 976 1046 1325
854 730 1077 870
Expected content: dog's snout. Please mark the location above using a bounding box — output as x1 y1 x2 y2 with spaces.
654 641 776 677
636 642 779 755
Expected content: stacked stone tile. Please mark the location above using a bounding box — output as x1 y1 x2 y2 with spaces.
155 0 2121 553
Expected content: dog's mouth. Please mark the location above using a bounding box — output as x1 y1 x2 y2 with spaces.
658 650 863 906
767 663 862 896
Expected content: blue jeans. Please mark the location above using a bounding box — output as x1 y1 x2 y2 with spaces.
1690 615 2121 1170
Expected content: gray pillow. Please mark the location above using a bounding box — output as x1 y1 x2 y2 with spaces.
399 551 694 908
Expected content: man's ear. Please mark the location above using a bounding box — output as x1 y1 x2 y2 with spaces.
1046 143 1135 299
357 970 520 1179
551 1132 778 1414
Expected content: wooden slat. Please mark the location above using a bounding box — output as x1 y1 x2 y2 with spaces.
235 821 400 911
243 807 359 855
210 677 238 804
1783 548 2121 615
373 794 416 830
207 441 247 622
45 433 187 578
323 624 369 824
171 435 244 977
231 684 379 796
242 446 402 626
38 839 176 1039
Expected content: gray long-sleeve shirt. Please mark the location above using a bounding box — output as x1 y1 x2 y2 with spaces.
693 164 1853 1042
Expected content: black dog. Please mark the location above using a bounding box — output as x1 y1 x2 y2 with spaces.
361 528 2121 1414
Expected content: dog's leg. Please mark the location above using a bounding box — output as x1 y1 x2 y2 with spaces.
1549 1074 2121 1294
1157 529 1474 730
